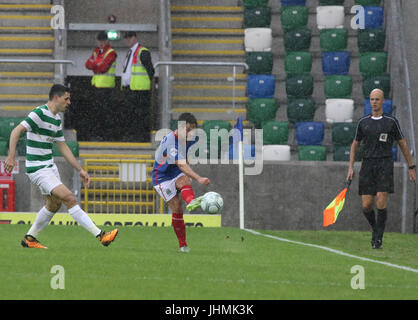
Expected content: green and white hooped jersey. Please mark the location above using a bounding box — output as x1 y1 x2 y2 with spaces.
20 104 65 174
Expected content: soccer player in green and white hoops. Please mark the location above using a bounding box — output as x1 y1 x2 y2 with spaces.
4 84 118 249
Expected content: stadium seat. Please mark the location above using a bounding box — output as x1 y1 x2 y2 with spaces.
283 28 312 52
359 52 388 76
262 121 289 145
332 122 357 146
244 28 272 52
298 145 327 161
324 75 352 99
355 0 381 5
296 122 324 145
281 0 306 5
316 6 345 29
243 0 269 8
362 74 390 98
319 0 345 5
0 117 25 141
245 52 273 74
262 145 291 161
285 51 312 75
202 121 232 157
281 6 309 32
229 144 255 160
0 141 8 156
363 6 384 29
364 99 392 115
247 74 276 98
358 29 386 53
52 141 80 157
322 52 350 75
319 29 348 52
325 99 354 123
287 98 316 123
247 98 278 128
243 7 272 28
333 146 351 162
285 74 314 98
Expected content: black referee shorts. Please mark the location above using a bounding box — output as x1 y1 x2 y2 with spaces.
359 157 394 195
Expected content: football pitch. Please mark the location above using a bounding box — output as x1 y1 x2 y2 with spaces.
1 224 418 300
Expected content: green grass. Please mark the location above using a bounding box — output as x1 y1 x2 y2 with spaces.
1 224 418 300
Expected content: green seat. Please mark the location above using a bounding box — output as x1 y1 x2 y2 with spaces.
285 51 312 75
281 6 308 32
243 7 271 28
287 98 316 123
0 117 25 141
320 29 348 52
286 74 314 98
319 0 345 4
243 0 269 8
283 27 311 52
247 98 278 128
52 141 79 157
358 29 386 53
202 121 232 150
245 52 273 74
332 123 357 146
333 145 363 162
0 141 8 156
324 75 352 99
298 145 327 161
262 121 289 145
362 74 390 98
354 0 381 5
359 52 388 76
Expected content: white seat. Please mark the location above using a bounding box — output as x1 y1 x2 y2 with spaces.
316 6 345 29
325 99 354 123
244 28 272 52
262 145 291 161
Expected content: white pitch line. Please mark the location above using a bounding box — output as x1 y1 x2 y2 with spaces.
244 229 418 274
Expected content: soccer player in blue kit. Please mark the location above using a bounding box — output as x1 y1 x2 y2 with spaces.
152 113 210 252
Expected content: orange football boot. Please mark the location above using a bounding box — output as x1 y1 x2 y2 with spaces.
21 235 48 249
98 229 119 247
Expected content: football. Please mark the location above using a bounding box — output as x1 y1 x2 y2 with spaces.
200 192 224 214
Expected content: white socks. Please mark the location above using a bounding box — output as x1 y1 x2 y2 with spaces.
27 206 55 238
68 205 101 237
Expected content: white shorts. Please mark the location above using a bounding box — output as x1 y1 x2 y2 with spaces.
26 164 63 196
153 173 185 202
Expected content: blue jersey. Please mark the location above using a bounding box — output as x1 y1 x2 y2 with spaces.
152 131 195 186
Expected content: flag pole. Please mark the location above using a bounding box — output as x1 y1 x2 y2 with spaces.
239 139 244 230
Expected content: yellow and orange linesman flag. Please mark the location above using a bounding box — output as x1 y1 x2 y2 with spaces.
323 179 352 227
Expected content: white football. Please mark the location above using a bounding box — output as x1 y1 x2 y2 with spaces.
200 192 224 214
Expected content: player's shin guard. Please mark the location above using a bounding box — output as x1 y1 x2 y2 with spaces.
180 185 195 204
172 213 187 248
376 208 387 241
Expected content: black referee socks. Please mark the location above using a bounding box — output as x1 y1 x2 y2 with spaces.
362 209 376 229
376 208 388 241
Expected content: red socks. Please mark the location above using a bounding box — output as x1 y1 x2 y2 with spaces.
180 185 195 204
172 213 187 248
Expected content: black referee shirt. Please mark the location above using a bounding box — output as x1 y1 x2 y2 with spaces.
355 113 404 159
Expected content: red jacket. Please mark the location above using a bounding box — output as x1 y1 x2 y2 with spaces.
85 44 117 74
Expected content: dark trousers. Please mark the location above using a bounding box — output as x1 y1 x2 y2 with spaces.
121 88 151 142
89 87 115 140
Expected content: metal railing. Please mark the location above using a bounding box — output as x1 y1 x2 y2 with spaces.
387 0 417 233
154 61 249 129
82 158 164 214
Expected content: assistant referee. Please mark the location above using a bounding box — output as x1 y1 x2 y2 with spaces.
346 89 416 249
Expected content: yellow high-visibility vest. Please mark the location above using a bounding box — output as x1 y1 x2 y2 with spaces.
92 48 116 88
130 46 151 91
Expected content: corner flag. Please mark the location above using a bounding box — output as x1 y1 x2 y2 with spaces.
323 179 352 227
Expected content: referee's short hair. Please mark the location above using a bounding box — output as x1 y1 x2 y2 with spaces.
49 84 70 100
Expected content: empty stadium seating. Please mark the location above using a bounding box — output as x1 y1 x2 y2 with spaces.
247 98 278 128
286 74 314 98
298 145 327 161
262 145 291 161
320 29 348 52
363 6 384 29
355 0 382 5
262 121 289 145
244 28 272 52
247 74 276 98
284 28 312 51
325 99 354 123
243 0 270 8
324 75 353 99
296 122 325 145
322 52 350 75
359 52 388 76
316 6 345 29
331 122 357 146
285 51 313 75
243 7 272 28
281 0 307 5
358 29 386 53
362 74 390 98
246 52 273 74
281 6 309 32
286 98 316 123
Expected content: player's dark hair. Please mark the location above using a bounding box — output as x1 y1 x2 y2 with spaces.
49 84 70 100
178 112 197 126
